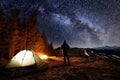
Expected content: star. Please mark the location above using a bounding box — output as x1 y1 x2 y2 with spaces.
1 0 120 48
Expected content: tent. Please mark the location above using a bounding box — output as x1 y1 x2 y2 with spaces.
6 50 46 68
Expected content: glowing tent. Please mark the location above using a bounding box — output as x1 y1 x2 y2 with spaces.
6 50 46 68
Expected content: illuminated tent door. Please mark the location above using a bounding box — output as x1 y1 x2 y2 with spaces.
6 50 45 68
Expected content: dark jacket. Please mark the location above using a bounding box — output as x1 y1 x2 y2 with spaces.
61 42 70 54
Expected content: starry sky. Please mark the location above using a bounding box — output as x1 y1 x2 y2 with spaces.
1 0 120 48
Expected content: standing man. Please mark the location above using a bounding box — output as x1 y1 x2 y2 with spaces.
61 40 70 66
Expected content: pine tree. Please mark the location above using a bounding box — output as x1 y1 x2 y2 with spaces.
0 9 9 59
0 9 55 59
8 9 20 58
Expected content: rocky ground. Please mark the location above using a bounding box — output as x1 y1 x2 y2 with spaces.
1 56 120 80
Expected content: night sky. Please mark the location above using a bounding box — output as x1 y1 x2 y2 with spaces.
1 0 120 48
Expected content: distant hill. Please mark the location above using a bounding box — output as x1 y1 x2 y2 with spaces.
91 46 120 56
55 46 120 57
54 46 120 61
55 47 85 57
92 46 120 51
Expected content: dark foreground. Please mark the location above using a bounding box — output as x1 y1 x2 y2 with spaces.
0 57 120 80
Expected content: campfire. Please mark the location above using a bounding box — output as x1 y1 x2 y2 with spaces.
40 55 48 60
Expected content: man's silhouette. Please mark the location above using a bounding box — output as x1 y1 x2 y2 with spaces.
61 40 70 66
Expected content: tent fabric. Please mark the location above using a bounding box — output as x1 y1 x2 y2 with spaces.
6 50 46 68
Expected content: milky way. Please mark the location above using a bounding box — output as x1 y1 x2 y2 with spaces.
1 0 120 48
37 0 120 48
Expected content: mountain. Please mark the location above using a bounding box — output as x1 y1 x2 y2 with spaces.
93 46 120 51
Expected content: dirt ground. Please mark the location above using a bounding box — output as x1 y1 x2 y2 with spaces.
0 57 120 80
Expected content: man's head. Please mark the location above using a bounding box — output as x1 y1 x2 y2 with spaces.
63 40 66 44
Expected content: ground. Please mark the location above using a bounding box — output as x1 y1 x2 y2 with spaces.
0 56 120 80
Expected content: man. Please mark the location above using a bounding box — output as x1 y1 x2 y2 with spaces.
61 40 70 66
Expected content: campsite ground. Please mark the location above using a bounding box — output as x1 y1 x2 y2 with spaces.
1 56 120 80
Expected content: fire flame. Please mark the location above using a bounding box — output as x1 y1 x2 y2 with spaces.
40 55 48 60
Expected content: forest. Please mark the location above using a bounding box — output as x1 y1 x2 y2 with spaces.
0 9 55 59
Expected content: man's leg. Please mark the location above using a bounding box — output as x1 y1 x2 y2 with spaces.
66 54 70 66
64 55 67 65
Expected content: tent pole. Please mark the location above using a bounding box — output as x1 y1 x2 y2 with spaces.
21 50 27 67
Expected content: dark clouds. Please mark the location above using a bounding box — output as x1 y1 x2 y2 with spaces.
1 0 120 48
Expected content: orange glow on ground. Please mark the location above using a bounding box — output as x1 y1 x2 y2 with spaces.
40 55 48 60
